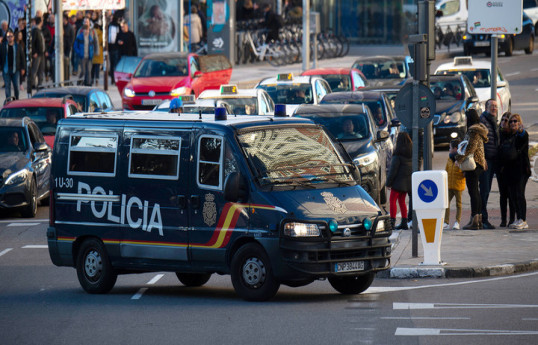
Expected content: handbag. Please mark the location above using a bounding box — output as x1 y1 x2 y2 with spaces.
457 135 476 171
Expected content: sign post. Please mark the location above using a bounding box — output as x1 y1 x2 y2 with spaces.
412 170 448 265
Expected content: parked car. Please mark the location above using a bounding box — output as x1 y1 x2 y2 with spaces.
0 97 78 148
463 12 535 56
114 56 142 96
197 85 275 115
300 67 368 91
0 117 51 217
32 86 116 113
122 53 232 110
351 56 412 86
294 104 390 206
361 85 403 112
434 56 512 116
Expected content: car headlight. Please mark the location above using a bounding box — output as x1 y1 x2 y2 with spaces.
443 111 462 124
353 151 377 167
124 87 135 98
5 169 28 185
170 87 188 96
283 222 321 237
376 219 385 232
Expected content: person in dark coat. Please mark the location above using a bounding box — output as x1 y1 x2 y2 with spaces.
386 132 413 230
479 99 499 229
63 14 75 80
107 12 122 84
30 16 46 90
497 112 515 227
0 29 25 99
116 21 138 57
261 2 282 43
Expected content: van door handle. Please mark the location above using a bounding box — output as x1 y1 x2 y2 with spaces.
190 195 200 209
178 195 187 209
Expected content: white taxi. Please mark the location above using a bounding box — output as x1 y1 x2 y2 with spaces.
197 85 275 115
255 73 332 116
434 57 511 117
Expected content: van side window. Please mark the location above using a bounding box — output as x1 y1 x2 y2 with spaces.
68 135 118 176
198 136 223 189
129 136 181 179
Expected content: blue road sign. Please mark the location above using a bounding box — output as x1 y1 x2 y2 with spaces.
418 179 438 203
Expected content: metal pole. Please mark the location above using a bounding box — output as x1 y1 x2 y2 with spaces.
301 0 310 72
54 0 64 85
103 10 108 91
412 79 419 258
491 35 498 101
26 4 32 98
179 1 184 52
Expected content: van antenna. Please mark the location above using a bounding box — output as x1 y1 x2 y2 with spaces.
199 110 202 120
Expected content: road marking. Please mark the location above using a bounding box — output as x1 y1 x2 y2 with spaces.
0 219 48 224
22 245 48 249
381 317 470 320
522 318 538 321
7 223 40 227
147 274 164 285
393 302 538 310
0 248 13 257
395 327 538 336
504 71 521 77
131 288 148 300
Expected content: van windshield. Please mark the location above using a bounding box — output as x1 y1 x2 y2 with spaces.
237 126 355 187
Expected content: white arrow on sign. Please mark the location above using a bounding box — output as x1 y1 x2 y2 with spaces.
420 184 433 197
212 37 224 49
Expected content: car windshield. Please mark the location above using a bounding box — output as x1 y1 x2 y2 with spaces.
322 98 387 127
134 57 188 77
323 74 352 91
237 126 355 188
33 93 86 111
0 127 28 152
437 69 491 88
257 84 313 105
201 97 258 115
296 114 370 141
353 59 405 79
0 107 62 135
430 80 464 100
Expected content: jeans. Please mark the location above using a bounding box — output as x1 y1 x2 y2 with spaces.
3 71 20 100
31 54 44 89
508 176 528 221
91 63 101 84
466 166 484 217
497 168 515 223
479 159 499 222
79 58 92 86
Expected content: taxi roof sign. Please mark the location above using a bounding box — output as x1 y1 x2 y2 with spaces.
220 85 238 94
181 95 196 104
277 73 293 81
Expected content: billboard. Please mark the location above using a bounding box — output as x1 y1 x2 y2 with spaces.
62 0 126 10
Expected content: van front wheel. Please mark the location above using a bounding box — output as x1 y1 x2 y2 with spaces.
176 272 212 287
329 272 375 295
76 238 117 294
231 243 280 301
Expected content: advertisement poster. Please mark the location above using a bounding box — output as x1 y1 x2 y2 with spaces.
62 0 126 10
0 0 35 30
137 0 178 55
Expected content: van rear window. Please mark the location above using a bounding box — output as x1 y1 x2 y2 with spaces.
68 135 118 176
129 136 181 179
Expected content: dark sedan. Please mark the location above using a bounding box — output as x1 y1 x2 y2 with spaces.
32 86 116 113
0 118 51 217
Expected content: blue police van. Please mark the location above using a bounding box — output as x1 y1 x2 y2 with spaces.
47 111 392 301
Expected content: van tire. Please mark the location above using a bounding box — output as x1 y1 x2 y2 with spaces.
231 243 280 301
328 272 375 295
76 238 117 294
525 35 534 54
176 272 211 287
504 37 513 56
21 179 37 218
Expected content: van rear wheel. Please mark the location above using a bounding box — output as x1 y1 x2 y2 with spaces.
329 272 375 295
76 238 117 294
231 243 280 301
175 272 212 287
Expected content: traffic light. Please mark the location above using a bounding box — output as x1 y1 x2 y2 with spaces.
418 0 436 61
408 42 427 81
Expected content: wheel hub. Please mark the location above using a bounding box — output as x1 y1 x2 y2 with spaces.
242 257 266 288
84 250 103 278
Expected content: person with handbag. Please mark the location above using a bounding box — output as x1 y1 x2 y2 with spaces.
386 132 413 230
497 112 516 227
456 109 488 230
504 114 531 230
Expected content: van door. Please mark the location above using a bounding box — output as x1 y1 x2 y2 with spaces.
188 132 244 265
120 129 190 262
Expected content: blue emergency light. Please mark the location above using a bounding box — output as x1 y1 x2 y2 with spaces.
274 104 286 117
215 107 227 121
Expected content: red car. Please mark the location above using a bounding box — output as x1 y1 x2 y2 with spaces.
122 53 232 110
301 68 368 92
0 98 79 148
114 56 142 96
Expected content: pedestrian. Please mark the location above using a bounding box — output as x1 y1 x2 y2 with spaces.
74 24 94 86
43 13 54 82
262 2 283 43
107 11 122 85
0 29 25 100
30 16 46 90
72 11 85 76
0 20 8 41
63 13 74 81
15 30 26 91
91 21 103 85
457 108 489 230
386 132 413 230
184 5 203 52
14 17 27 47
116 21 137 57
479 99 500 229
497 112 515 227
444 139 466 230
504 114 531 229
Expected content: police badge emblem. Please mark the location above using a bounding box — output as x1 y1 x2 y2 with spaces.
203 193 217 226
321 191 348 214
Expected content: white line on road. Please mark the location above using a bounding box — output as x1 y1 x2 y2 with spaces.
0 219 48 224
381 317 470 320
393 302 538 310
504 71 521 77
131 288 148 300
22 245 48 249
147 274 164 285
522 318 538 321
0 248 13 257
7 223 40 227
395 327 538 336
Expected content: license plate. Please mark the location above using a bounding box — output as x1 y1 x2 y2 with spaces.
335 261 365 272
474 41 489 47
142 99 163 105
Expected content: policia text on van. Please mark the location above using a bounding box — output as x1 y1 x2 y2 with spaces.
47 111 392 301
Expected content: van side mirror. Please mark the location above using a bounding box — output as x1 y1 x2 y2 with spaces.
390 118 401 128
467 96 479 104
193 71 203 78
34 142 49 152
224 172 249 202
376 130 390 142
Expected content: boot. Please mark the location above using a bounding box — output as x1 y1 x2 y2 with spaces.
463 215 473 229
478 214 484 229
390 218 396 230
396 218 408 230
463 214 481 230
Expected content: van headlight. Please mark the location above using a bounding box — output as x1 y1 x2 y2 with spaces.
283 222 321 237
5 169 28 185
443 111 462 124
170 87 188 96
353 151 377 167
124 87 135 98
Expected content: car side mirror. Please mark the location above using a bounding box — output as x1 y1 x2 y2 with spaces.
224 172 249 202
34 142 49 152
497 80 506 88
467 96 479 103
376 130 390 142
390 118 401 128
193 71 203 78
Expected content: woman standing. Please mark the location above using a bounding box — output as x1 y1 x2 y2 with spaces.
457 109 488 230
15 30 25 91
497 112 515 227
386 132 413 230
505 114 531 229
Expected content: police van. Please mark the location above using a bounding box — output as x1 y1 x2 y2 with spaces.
47 110 392 301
